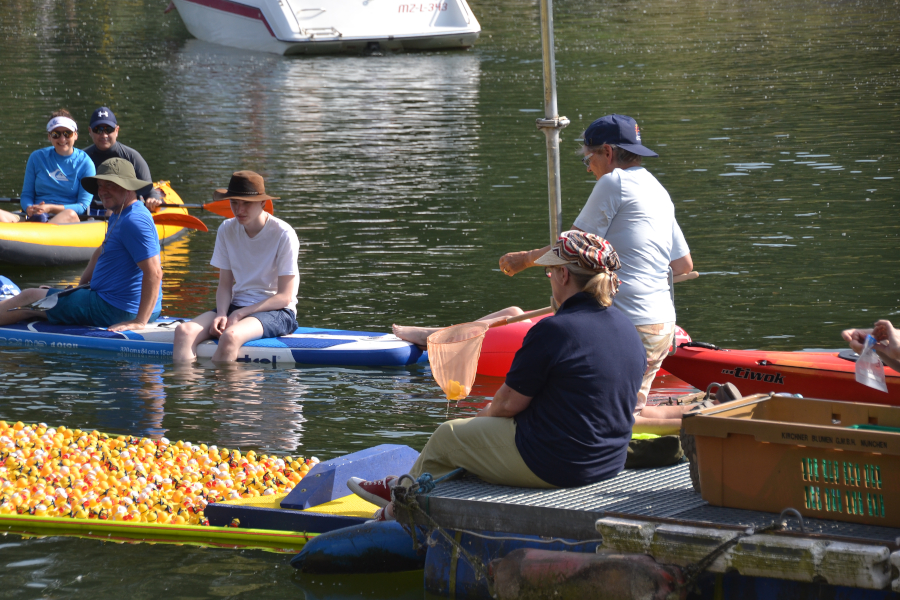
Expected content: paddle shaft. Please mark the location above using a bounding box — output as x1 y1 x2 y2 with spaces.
93 211 209 232
489 306 554 328
160 199 273 218
673 271 699 283
489 273 698 328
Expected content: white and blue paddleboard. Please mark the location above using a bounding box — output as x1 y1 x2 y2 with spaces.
0 318 426 367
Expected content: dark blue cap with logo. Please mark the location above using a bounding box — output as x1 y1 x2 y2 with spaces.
90 106 117 128
583 114 658 157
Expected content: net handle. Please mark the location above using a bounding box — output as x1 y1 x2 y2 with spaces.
489 306 554 328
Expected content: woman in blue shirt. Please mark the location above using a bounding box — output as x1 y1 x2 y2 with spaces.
0 109 95 224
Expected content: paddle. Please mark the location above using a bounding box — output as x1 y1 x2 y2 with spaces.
1 198 274 219
674 271 699 283
158 198 274 218
488 306 554 328
150 212 208 231
94 211 209 232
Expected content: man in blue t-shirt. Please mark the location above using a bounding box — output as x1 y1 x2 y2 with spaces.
0 158 162 332
347 231 647 520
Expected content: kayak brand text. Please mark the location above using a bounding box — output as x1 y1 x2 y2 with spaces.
721 367 784 384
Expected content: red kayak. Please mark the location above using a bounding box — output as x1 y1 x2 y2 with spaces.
477 314 552 377
662 342 900 405
476 314 692 378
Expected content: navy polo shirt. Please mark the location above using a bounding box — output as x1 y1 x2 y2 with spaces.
506 292 647 487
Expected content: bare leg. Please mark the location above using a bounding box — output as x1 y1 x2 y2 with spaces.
393 306 527 347
640 404 695 419
632 404 699 436
212 317 265 363
632 414 684 436
0 288 51 326
173 311 217 363
49 209 80 224
0 209 22 223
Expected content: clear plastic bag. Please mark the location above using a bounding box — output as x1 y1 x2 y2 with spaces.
855 334 888 393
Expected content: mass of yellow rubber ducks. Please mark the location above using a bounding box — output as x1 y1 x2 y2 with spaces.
0 420 318 525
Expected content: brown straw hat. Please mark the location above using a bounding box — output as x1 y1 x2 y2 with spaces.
212 171 279 202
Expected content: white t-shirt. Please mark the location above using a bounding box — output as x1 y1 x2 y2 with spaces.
211 214 300 315
573 166 690 326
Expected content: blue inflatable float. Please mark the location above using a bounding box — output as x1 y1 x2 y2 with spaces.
291 520 427 574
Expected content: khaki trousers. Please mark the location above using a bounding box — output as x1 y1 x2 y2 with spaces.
634 321 676 413
409 417 555 489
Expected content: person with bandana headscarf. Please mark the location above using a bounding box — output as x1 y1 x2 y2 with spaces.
349 232 646 521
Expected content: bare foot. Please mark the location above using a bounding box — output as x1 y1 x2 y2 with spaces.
392 324 439 347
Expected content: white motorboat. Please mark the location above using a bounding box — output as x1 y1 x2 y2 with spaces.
170 0 480 55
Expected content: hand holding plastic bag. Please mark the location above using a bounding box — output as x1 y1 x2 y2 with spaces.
856 334 888 393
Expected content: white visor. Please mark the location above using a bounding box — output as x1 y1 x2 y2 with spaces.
47 116 77 133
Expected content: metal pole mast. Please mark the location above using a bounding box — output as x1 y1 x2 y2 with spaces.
536 0 569 246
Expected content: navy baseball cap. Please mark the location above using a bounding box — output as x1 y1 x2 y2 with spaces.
582 114 658 157
90 106 117 128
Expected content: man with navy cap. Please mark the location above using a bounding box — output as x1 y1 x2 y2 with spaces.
498 114 694 433
83 106 163 213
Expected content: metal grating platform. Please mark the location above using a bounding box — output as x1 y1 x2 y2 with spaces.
673 505 900 544
429 463 705 518
416 463 900 545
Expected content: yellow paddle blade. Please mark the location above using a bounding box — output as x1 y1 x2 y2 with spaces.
427 322 491 401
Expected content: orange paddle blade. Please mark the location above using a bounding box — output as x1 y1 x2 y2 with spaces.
199 199 275 218
152 213 208 232
200 200 234 218
427 322 491 401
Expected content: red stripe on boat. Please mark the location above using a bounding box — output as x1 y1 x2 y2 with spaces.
181 0 276 37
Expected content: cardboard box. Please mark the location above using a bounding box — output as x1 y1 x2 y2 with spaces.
682 394 900 527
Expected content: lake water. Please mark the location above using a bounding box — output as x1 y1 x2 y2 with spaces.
0 0 898 596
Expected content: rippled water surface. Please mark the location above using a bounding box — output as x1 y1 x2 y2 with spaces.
0 0 898 596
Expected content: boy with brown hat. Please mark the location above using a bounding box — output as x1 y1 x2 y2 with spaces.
173 171 300 363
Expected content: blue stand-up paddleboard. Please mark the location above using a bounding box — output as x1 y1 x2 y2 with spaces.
0 318 426 368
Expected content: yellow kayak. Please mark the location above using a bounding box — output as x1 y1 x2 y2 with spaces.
0 493 378 554
0 181 191 266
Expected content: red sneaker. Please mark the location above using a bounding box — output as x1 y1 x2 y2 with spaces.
347 475 398 508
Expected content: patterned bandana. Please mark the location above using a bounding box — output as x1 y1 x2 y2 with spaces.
553 230 621 273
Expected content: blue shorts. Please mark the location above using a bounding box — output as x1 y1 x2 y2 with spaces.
226 304 298 339
46 288 161 328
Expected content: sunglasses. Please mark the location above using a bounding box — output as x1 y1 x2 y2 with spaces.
92 125 116 135
545 267 556 278
581 153 594 167
49 130 74 139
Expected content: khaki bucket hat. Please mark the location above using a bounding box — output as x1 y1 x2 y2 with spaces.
81 158 152 195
